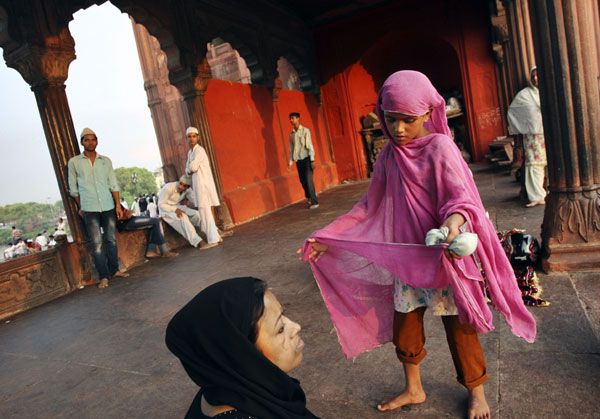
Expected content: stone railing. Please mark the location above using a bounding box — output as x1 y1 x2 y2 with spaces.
0 221 191 321
0 247 71 320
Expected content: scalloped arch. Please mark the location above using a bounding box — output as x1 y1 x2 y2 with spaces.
64 1 184 74
207 29 264 85
277 50 314 93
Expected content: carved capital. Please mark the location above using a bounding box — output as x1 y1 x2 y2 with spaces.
4 29 75 88
170 58 212 98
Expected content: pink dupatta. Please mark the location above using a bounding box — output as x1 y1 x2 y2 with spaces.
302 71 536 358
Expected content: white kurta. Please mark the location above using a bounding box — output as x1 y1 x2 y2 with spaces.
158 182 203 247
185 144 220 244
185 144 219 208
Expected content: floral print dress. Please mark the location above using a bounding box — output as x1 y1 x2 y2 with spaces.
524 133 546 166
394 278 458 315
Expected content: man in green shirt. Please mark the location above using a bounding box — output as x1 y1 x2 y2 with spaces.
68 127 128 288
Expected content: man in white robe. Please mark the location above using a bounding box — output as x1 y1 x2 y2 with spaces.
184 127 222 248
158 175 215 249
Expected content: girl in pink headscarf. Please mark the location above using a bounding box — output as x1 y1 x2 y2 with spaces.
300 71 536 419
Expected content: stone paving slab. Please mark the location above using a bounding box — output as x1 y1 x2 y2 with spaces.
0 164 598 418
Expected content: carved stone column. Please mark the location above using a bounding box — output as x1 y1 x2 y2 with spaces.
3 29 85 243
170 59 234 229
528 0 600 271
131 19 188 182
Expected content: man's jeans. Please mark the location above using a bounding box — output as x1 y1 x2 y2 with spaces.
120 216 167 253
82 210 119 279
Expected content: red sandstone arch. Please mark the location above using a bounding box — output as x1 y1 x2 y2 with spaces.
349 31 470 155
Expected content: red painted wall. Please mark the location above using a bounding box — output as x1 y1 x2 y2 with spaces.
314 0 504 180
204 79 337 224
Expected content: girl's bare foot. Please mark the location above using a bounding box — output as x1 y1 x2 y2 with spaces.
97 278 109 289
377 389 426 412
468 385 490 419
145 251 161 259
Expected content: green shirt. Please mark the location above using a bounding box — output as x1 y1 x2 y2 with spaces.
68 153 119 212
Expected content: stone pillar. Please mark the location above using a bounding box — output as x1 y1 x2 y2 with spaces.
3 29 85 243
170 60 234 229
502 0 537 91
131 19 188 182
528 0 600 271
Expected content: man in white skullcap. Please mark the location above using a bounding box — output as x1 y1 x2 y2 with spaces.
184 127 223 249
158 175 212 248
68 127 129 288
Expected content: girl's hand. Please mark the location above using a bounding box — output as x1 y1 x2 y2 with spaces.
296 238 329 262
442 213 465 260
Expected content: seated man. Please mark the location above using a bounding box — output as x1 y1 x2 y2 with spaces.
35 232 48 251
3 242 15 260
54 218 67 237
158 175 217 250
117 205 178 259
13 239 28 257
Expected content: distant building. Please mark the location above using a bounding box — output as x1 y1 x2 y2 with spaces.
153 167 164 190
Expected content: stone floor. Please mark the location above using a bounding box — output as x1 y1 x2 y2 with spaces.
0 164 598 418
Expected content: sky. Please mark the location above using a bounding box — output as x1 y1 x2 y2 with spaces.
0 2 162 206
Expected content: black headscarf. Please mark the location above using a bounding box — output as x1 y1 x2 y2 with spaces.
165 277 318 419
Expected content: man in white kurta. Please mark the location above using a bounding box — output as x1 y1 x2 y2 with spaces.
184 127 221 248
158 175 207 248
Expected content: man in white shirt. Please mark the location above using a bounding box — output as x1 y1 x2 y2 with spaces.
3 243 15 260
35 232 49 250
54 218 67 237
147 199 158 218
288 112 319 209
131 198 141 216
120 198 129 210
185 127 222 249
158 175 215 249
14 239 28 256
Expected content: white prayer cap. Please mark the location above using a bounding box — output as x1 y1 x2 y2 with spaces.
186 127 199 136
179 175 192 186
80 127 96 140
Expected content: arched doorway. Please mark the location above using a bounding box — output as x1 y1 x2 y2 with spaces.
347 32 470 174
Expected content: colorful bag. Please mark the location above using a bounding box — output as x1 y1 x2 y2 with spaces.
497 229 550 307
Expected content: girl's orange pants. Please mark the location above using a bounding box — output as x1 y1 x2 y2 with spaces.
393 307 489 390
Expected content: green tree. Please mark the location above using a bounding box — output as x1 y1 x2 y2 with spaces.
114 166 158 206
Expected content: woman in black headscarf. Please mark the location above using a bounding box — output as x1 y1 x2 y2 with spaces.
165 277 318 419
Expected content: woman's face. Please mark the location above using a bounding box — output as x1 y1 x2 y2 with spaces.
255 290 304 373
384 109 432 145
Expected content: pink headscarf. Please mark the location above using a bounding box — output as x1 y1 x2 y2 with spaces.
302 71 536 358
377 70 452 138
